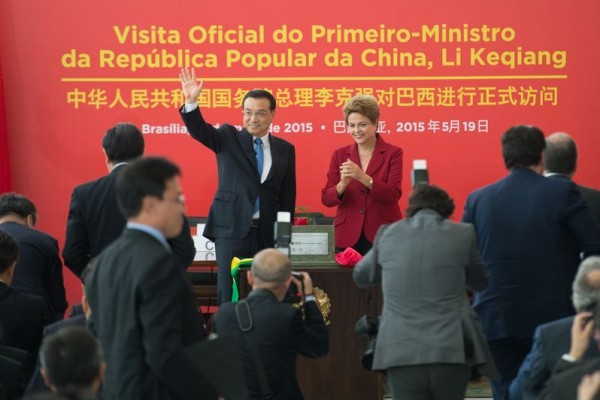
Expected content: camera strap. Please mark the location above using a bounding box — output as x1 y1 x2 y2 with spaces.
235 301 273 400
366 223 391 311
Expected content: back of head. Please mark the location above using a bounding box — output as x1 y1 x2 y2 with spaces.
572 256 600 311
40 326 103 394
406 184 455 219
501 125 546 169
0 192 38 225
342 94 380 124
242 89 277 111
251 248 292 290
0 229 19 273
544 132 578 176
115 156 180 219
101 123 145 163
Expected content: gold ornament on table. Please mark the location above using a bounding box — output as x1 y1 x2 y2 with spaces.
292 287 332 326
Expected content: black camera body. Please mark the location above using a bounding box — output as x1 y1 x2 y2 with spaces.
355 315 379 371
283 271 303 304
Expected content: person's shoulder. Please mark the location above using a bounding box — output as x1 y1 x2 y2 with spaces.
577 183 600 199
6 287 46 310
28 226 59 246
269 134 295 148
74 172 111 190
331 143 354 155
45 314 86 334
536 316 573 342
72 172 116 201
466 179 498 200
377 135 403 152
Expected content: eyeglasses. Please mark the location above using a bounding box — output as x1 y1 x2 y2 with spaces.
347 122 372 132
243 110 271 118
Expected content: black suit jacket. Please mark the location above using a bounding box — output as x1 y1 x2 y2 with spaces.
25 314 87 394
540 356 600 400
63 164 196 277
0 282 48 358
86 228 214 400
180 107 296 246
509 316 600 400
212 289 328 399
0 222 67 321
578 185 600 227
547 174 600 228
463 168 600 340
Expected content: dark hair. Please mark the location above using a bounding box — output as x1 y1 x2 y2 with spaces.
115 156 181 219
501 125 546 169
101 123 145 163
406 184 455 219
0 229 19 273
544 133 577 175
242 89 276 111
40 326 103 395
0 192 38 225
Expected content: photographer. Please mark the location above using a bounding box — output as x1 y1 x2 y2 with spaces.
353 184 491 400
212 248 329 400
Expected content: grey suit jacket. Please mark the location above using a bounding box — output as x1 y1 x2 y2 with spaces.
354 209 489 371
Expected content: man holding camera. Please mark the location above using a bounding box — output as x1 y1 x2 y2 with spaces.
212 248 329 400
354 184 491 400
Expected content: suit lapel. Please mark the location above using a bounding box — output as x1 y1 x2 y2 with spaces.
238 130 260 179
365 135 386 175
346 144 359 165
266 135 281 181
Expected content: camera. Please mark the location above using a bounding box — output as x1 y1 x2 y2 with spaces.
283 271 303 304
355 315 379 371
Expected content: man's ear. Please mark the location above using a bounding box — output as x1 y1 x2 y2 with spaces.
247 270 254 286
140 196 158 216
26 214 35 228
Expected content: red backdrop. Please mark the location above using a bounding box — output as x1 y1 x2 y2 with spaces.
2 0 599 309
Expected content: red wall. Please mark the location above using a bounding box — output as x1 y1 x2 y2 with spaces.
2 0 600 309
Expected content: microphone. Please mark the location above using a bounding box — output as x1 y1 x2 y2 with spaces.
274 211 292 256
411 159 429 188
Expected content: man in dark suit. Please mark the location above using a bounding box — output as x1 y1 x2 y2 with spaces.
0 229 48 363
179 67 296 304
0 193 67 322
63 123 195 279
544 132 600 227
26 263 93 394
212 248 328 400
86 157 215 400
509 256 600 400
38 326 105 400
539 259 600 400
462 125 600 400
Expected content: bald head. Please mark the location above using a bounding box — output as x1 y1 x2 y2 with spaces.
544 132 578 176
250 249 292 289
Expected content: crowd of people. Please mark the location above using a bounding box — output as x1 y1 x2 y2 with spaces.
1 67 600 400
